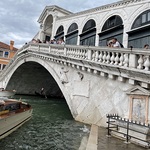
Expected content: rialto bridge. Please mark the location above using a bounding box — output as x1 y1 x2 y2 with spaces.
1 43 150 126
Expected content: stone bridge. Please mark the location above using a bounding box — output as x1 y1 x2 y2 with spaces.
1 43 150 126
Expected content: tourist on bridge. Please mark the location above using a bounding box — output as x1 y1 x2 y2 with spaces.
144 44 149 49
112 38 123 48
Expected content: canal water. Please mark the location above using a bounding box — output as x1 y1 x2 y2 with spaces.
0 96 90 150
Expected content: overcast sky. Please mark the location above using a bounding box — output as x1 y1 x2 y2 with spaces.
0 0 119 48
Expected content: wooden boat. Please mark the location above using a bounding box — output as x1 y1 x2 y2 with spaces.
0 88 16 97
0 98 33 139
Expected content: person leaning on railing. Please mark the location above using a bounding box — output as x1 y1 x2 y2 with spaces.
144 44 149 49
111 38 124 48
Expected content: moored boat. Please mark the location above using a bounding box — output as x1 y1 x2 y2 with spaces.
0 98 33 139
0 88 16 97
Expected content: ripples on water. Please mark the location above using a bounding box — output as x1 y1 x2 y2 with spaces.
0 96 90 150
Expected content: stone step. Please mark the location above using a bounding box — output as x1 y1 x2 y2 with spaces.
86 124 98 150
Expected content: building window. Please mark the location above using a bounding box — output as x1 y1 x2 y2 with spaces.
4 51 9 58
67 23 78 34
80 19 96 46
132 9 150 29
148 12 150 21
56 25 64 35
82 19 96 33
2 64 6 70
0 51 3 57
66 23 78 45
99 15 123 47
102 15 123 31
55 25 64 40
142 14 146 23
128 10 150 48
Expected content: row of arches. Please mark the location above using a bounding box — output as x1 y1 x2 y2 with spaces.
54 19 96 46
45 9 150 48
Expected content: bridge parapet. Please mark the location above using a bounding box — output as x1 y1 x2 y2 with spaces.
65 45 150 71
4 43 150 89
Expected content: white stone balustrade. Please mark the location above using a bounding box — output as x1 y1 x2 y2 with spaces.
1 43 150 89
17 43 150 72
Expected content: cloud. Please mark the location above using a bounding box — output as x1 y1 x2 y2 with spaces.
0 0 119 48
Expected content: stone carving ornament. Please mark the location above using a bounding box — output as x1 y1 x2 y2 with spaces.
60 67 69 84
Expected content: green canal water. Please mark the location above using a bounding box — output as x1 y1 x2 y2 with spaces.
0 96 90 150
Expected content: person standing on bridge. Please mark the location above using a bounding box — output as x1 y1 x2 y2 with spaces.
112 38 124 48
144 44 149 49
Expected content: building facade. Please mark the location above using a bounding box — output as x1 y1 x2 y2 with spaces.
37 0 150 49
0 41 18 70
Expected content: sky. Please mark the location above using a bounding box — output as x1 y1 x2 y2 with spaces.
0 0 119 48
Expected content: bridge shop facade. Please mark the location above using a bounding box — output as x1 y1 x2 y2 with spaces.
37 0 150 49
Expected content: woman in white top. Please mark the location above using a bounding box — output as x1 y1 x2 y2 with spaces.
112 38 121 48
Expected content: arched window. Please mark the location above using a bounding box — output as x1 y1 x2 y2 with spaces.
128 10 150 48
99 15 123 46
67 23 78 34
44 15 53 42
80 19 96 46
102 15 123 31
82 19 96 33
66 23 78 45
55 25 64 40
132 10 150 29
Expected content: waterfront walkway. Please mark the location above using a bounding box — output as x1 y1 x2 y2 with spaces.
86 125 148 150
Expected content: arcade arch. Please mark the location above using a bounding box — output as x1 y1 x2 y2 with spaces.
80 19 96 46
55 25 64 40
43 15 53 42
65 23 78 45
99 15 123 46
127 9 150 48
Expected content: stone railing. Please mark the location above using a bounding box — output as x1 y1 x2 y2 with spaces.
1 43 150 87
18 43 150 72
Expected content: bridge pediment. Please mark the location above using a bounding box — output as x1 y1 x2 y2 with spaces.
38 5 73 23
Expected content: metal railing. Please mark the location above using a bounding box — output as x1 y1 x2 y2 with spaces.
106 114 150 148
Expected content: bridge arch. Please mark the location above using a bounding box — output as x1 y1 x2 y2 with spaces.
2 55 74 116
